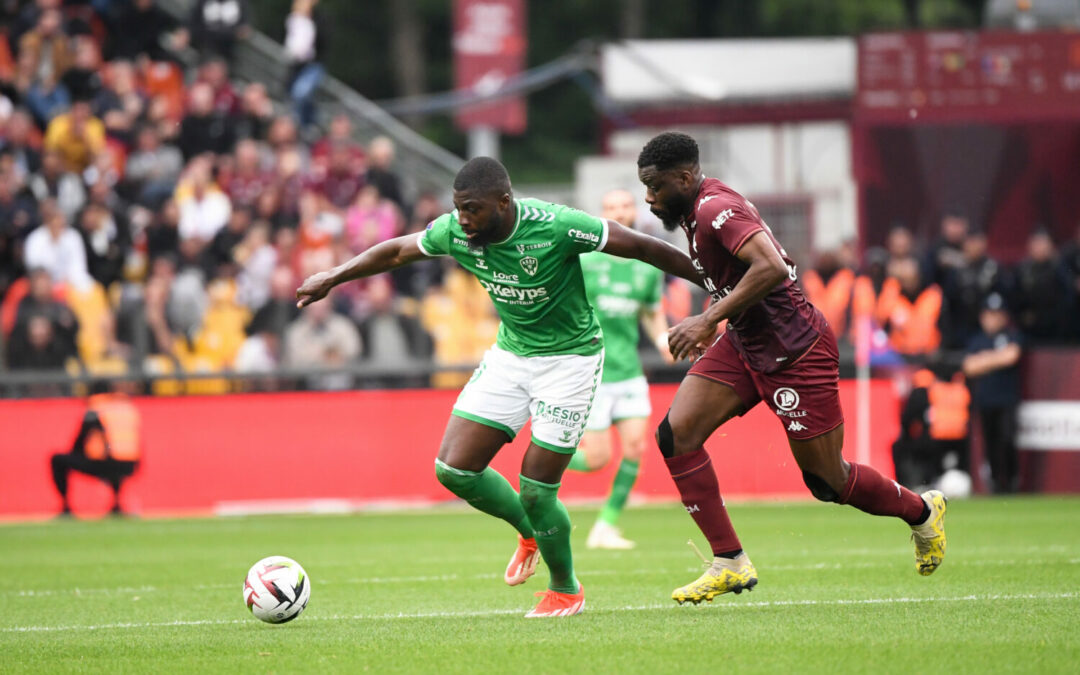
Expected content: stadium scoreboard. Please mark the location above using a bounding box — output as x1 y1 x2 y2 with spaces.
857 31 1080 122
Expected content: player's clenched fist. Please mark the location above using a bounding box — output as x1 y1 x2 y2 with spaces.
667 314 716 361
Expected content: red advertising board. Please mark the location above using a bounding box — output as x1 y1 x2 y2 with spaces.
0 382 901 520
453 0 527 133
857 31 1080 123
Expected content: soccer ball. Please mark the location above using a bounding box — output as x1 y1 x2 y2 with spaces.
936 469 973 499
243 556 311 624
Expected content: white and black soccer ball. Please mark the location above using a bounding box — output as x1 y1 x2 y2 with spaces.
243 556 311 624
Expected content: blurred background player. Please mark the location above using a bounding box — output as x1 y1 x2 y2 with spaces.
295 157 700 617
50 383 142 517
569 188 672 549
637 132 947 604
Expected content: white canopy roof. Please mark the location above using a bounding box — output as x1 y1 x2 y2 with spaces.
601 38 856 104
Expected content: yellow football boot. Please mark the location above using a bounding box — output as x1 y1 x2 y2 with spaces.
911 490 948 576
672 552 758 605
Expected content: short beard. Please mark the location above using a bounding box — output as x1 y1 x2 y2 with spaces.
660 216 681 232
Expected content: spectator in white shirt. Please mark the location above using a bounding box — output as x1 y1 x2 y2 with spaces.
24 209 93 291
177 157 231 243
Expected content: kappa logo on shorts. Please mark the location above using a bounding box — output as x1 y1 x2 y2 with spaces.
773 388 800 411
787 420 808 433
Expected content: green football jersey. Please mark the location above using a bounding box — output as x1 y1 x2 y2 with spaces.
417 198 608 357
581 252 664 383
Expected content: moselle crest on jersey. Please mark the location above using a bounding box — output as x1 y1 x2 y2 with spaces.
520 255 539 276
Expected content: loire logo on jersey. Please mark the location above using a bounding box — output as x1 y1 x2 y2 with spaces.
520 256 538 276
711 208 734 229
493 270 518 282
568 229 600 243
787 420 808 433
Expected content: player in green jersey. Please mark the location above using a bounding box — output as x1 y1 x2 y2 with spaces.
296 157 700 617
570 189 673 550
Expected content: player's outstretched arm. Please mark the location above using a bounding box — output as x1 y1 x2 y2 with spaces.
296 232 427 308
667 231 789 360
600 220 702 287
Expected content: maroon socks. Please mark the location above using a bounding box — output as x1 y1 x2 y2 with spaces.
839 462 928 525
664 447 742 556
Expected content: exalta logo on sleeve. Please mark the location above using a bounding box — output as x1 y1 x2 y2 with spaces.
567 229 600 243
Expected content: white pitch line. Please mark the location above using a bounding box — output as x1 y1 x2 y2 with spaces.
3 592 1076 634
10 557 1080 599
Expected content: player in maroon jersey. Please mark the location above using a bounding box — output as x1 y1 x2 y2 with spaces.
637 132 948 604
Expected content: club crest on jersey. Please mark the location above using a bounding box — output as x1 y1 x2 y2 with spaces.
712 209 734 229
520 256 538 276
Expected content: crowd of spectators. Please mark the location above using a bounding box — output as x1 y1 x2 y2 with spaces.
3 2 1080 401
0 0 485 396
804 212 1080 368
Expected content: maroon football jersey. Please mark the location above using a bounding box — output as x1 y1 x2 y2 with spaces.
682 177 826 373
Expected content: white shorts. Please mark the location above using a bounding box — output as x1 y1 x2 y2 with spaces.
452 345 604 453
584 375 652 431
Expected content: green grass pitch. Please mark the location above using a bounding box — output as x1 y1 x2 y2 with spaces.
3 497 1078 673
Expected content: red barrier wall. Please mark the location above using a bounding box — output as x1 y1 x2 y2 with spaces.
0 381 899 519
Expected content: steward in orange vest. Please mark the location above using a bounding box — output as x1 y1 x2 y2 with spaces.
50 390 141 516
875 257 943 356
891 368 970 489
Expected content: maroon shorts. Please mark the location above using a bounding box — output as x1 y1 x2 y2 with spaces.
688 329 844 440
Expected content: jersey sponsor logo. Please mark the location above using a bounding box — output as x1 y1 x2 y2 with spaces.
478 280 549 303
453 236 483 255
787 420 808 433
520 256 538 276
476 259 488 269
516 242 553 253
711 208 734 229
774 388 800 411
568 228 600 244
493 270 518 282
535 400 583 428
685 504 700 514
698 195 718 208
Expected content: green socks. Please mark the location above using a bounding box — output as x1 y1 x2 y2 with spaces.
598 458 640 526
566 450 592 472
434 459 533 538
519 475 579 594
